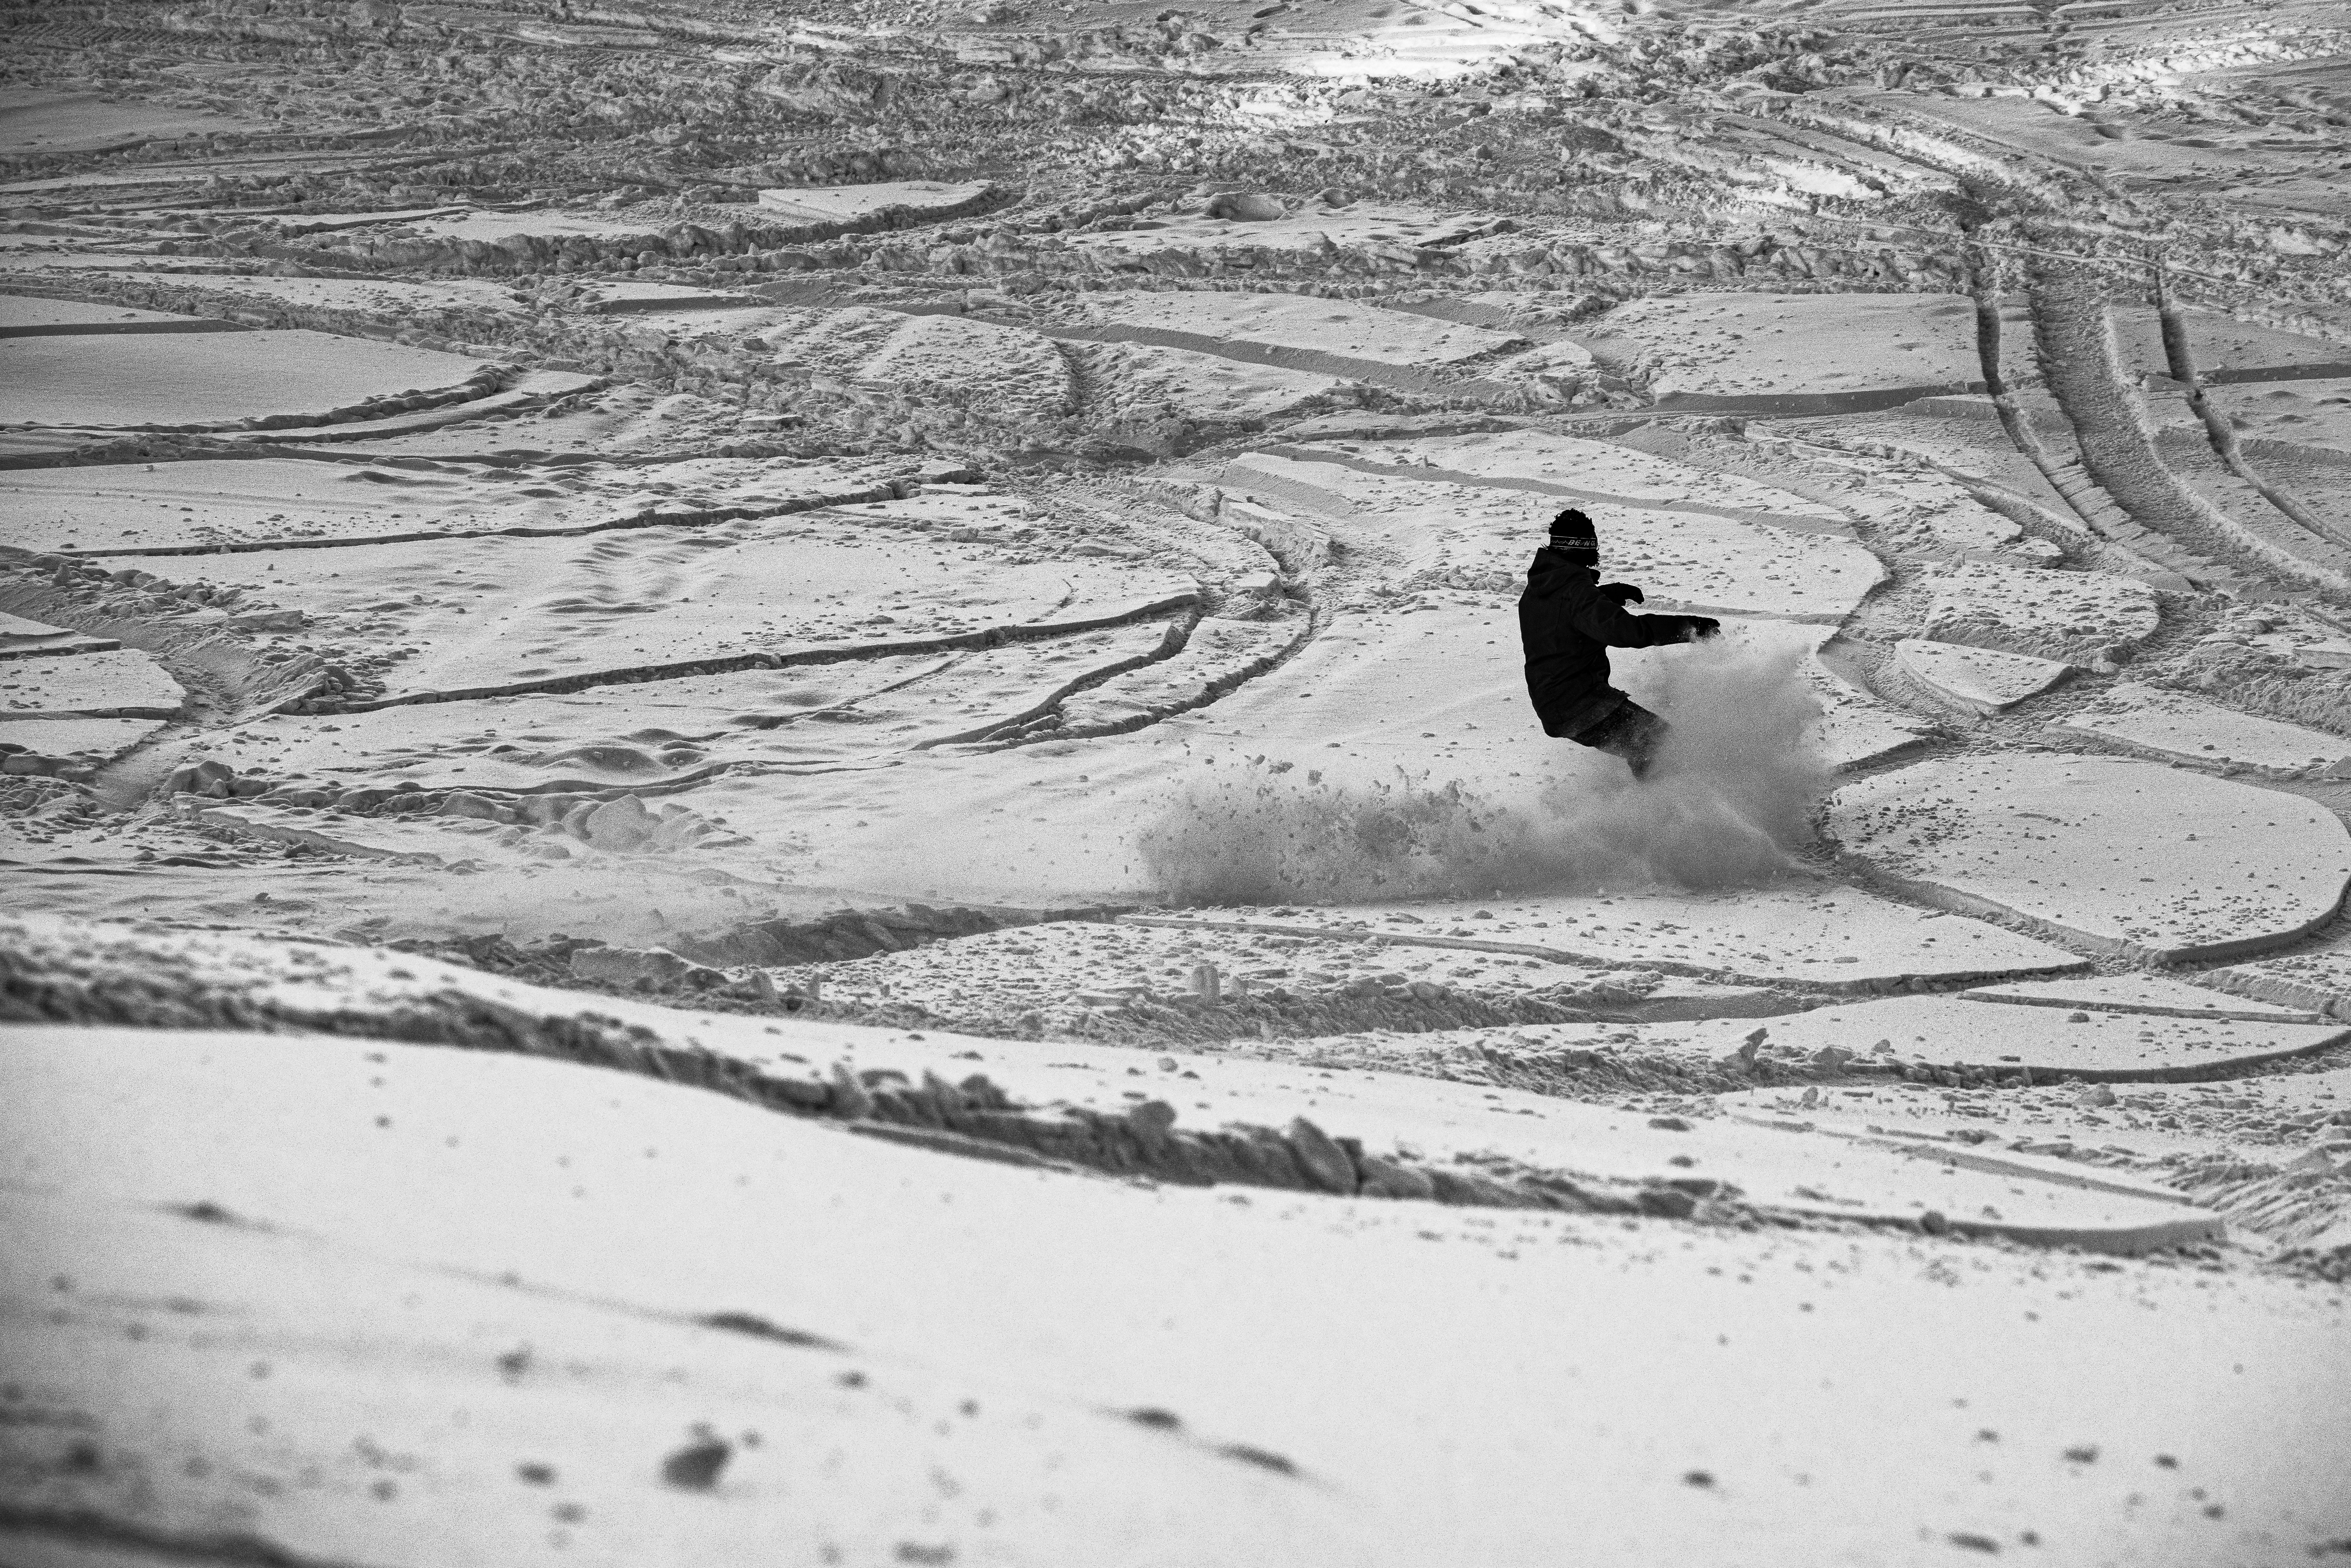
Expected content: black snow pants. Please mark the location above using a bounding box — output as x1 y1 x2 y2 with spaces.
1569 696 1669 780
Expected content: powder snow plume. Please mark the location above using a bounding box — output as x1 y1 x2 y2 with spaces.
1137 632 1832 905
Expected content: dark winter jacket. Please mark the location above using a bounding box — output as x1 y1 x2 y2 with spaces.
1518 547 1708 738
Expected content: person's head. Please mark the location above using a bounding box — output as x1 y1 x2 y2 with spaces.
1548 507 1598 565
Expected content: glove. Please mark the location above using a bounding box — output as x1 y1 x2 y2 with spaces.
1681 615 1723 642
1598 581 1644 605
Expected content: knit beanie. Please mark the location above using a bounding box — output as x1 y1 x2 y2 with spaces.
1548 508 1598 556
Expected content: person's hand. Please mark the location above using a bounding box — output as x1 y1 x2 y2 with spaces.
1598 581 1644 605
1683 615 1723 642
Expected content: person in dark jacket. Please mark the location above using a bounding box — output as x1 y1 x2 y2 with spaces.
1519 507 1720 779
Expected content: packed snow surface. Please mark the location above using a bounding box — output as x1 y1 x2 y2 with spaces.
6 0 2351 1559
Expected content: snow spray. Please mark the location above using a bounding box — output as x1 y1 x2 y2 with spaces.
1138 631 1832 905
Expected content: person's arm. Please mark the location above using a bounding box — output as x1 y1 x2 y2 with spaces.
1566 589 1715 648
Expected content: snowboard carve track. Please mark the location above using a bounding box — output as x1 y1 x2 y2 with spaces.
1838 856 2351 971
2028 262 2351 596
1252 442 1853 537
995 606 1323 747
1771 420 2193 590
211 370 609 447
1119 912 2092 997
280 590 1207 716
1037 319 1523 403
913 609 1201 748
1965 255 2211 590
2208 965 2351 1023
19 475 915 558
2153 277 2351 555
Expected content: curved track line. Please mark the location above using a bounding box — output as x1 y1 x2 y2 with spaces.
2028 262 2351 596
295 590 1205 715
2154 274 2351 555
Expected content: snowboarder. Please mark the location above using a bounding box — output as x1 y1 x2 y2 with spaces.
1518 508 1720 779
